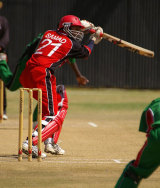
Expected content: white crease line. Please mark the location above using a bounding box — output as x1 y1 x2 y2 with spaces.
113 159 121 163
88 122 98 127
0 157 128 164
44 161 127 164
43 158 128 164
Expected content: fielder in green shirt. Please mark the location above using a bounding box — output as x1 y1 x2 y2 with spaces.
115 98 160 188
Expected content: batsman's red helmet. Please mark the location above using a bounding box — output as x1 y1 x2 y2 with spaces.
58 15 84 42
58 15 84 30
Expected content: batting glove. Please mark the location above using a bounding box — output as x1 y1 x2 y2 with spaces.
81 20 95 31
90 26 103 44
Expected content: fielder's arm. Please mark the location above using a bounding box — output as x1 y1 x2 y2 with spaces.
68 58 89 86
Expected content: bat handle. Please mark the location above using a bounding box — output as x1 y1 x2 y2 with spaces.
89 28 103 37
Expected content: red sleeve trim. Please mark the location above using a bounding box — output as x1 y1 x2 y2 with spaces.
84 45 91 55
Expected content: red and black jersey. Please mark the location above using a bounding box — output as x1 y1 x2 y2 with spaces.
28 30 93 73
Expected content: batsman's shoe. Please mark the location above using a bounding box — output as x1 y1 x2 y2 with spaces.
44 143 65 155
22 141 47 159
3 114 8 120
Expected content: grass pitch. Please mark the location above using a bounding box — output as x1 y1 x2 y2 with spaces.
0 88 160 188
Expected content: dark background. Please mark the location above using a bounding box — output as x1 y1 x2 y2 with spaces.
3 0 160 88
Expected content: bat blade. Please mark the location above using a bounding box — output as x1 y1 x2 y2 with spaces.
102 33 154 58
90 29 154 58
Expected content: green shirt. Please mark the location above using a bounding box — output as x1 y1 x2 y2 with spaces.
139 98 160 133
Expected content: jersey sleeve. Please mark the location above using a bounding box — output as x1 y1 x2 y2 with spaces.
68 38 94 59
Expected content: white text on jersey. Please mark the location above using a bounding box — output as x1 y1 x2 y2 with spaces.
46 33 66 44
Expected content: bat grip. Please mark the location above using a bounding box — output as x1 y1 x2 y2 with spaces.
89 29 103 37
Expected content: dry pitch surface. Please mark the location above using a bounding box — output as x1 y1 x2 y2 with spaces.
0 88 160 188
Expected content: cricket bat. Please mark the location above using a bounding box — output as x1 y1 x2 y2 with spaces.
90 29 154 58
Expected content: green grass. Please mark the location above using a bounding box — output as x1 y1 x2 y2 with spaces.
7 87 160 116
71 102 146 110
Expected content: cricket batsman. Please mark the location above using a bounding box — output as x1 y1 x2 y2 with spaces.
7 15 103 158
115 98 160 187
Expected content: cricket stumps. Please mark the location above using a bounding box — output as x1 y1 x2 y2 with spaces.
18 88 42 162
